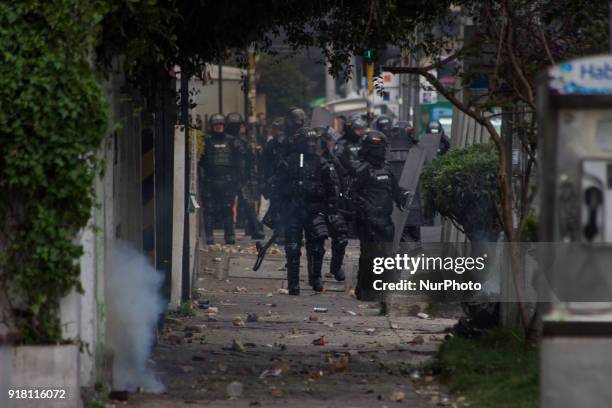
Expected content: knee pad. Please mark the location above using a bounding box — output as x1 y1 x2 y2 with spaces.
310 214 329 240
333 236 348 250
285 242 301 259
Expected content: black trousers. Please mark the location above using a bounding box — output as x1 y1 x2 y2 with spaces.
202 178 236 243
328 213 349 275
284 205 328 291
355 216 396 301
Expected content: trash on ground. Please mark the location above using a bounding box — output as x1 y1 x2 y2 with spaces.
308 314 319 322
312 336 325 346
417 312 429 319
313 307 328 313
277 288 289 294
226 381 243 399
232 316 245 327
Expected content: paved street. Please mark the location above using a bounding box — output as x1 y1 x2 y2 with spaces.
127 227 462 408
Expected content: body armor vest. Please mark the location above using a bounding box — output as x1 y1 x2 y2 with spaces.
357 165 395 216
203 134 234 178
285 152 326 201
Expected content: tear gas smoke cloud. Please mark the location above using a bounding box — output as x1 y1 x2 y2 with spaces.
107 240 165 393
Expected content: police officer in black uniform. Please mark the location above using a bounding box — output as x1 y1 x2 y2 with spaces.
262 108 307 244
310 127 347 282
426 120 451 156
226 112 265 239
351 130 411 301
274 127 340 295
374 115 393 137
200 114 242 245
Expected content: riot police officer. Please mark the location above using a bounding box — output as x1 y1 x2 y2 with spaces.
262 108 307 244
200 114 242 245
334 113 367 176
351 131 411 301
374 115 393 137
426 120 451 156
226 112 265 239
311 127 347 282
274 127 340 295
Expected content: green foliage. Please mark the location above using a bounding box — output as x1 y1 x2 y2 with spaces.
438 329 538 408
257 55 313 118
520 209 538 242
176 301 195 317
0 1 107 343
422 143 501 241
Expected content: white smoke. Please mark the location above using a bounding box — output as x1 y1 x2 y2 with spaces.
107 240 165 393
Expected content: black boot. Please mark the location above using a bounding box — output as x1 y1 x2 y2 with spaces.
330 238 347 281
287 265 300 295
310 243 325 293
285 243 301 295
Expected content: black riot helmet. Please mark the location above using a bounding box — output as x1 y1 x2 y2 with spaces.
361 130 388 167
343 113 367 141
293 127 322 155
393 120 416 142
209 113 225 136
286 108 307 135
374 115 392 137
225 112 243 137
295 127 321 156
426 120 443 134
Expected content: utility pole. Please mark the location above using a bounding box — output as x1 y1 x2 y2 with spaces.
248 47 257 122
180 66 190 302
218 64 223 114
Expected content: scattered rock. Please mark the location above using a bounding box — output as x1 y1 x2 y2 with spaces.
308 314 319 322
417 312 429 319
184 325 205 332
226 381 243 399
411 335 425 345
232 339 246 352
365 328 376 334
247 312 259 323
390 390 405 402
